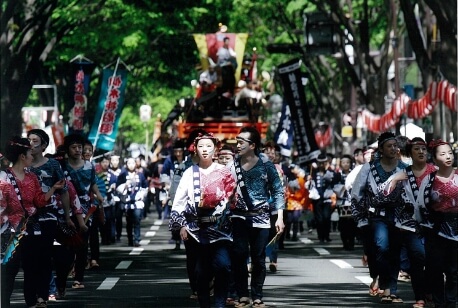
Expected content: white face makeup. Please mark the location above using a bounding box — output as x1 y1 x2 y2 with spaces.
236 133 253 155
28 134 44 154
433 144 454 169
196 138 215 161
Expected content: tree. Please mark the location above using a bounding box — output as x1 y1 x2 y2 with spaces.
2 0 456 151
1 0 107 148
1 0 233 149
229 0 456 141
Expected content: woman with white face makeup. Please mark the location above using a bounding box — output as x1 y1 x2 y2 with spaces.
425 139 458 308
169 133 236 308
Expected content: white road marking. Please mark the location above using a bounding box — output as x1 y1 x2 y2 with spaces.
314 248 330 255
330 259 353 268
355 275 373 286
149 225 160 231
154 220 163 225
145 231 156 237
300 238 313 244
97 277 119 290
139 239 150 245
115 261 132 270
129 248 144 255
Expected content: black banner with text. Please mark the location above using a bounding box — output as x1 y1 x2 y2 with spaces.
278 58 320 164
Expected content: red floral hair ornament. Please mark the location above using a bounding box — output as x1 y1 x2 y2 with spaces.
187 143 195 153
428 139 449 150
193 132 219 145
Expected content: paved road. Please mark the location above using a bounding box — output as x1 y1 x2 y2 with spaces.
9 213 420 308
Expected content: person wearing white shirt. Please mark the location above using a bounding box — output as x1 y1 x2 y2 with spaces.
216 37 237 95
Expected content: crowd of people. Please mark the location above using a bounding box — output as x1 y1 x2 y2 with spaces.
0 126 457 308
351 132 457 308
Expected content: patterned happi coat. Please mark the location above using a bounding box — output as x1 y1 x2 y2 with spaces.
429 169 458 241
378 164 436 232
351 159 408 228
169 163 236 244
229 154 285 229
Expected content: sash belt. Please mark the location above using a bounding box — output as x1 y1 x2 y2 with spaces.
232 209 266 217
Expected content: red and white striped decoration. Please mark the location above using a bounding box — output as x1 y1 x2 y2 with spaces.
362 80 457 133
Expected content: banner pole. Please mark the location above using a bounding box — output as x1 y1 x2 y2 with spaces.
93 57 121 150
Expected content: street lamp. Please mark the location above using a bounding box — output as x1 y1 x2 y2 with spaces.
139 104 152 150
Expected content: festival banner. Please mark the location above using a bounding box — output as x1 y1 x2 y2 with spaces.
193 32 248 83
278 58 320 164
274 101 294 157
88 68 128 151
67 61 96 135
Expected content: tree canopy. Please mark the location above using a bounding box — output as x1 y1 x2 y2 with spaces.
1 0 456 152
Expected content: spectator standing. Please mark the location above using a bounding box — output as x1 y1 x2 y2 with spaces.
229 127 285 308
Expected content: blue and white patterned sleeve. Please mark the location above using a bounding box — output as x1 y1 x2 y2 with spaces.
169 168 193 231
266 161 285 211
351 163 370 228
